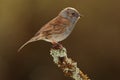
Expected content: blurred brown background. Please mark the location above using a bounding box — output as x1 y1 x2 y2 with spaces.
0 0 120 80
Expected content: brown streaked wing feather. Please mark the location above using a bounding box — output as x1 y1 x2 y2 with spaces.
38 16 70 37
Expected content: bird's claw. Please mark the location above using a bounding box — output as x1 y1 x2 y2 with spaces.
52 43 63 50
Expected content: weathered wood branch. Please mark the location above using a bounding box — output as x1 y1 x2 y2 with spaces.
50 47 90 80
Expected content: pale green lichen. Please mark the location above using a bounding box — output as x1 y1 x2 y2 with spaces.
73 67 82 80
50 48 67 63
50 47 90 80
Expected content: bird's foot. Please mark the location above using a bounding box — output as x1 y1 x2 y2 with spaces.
52 42 63 50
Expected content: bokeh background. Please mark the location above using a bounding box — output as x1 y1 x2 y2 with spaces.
0 0 120 80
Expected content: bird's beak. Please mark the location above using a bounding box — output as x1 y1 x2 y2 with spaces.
80 14 84 17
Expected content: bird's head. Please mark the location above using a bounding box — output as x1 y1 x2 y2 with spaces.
59 7 81 23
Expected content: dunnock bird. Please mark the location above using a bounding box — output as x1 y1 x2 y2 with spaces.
18 7 81 52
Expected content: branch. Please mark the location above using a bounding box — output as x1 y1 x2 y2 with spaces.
50 47 90 80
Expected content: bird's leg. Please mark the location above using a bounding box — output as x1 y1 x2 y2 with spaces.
52 42 63 50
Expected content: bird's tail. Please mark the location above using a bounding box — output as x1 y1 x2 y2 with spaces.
18 37 39 52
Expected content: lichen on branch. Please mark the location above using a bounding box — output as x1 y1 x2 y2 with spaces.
50 47 90 80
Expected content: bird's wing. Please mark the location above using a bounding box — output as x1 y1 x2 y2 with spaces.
38 16 70 37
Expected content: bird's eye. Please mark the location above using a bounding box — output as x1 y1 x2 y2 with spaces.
71 13 75 16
